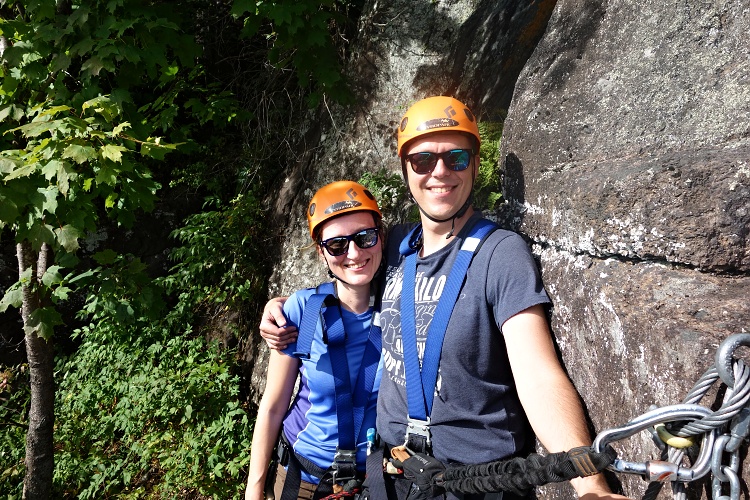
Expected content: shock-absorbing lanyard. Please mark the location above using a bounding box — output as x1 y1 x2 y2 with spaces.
293 282 382 479
399 219 497 447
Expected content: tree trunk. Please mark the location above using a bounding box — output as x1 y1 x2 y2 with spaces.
18 241 55 500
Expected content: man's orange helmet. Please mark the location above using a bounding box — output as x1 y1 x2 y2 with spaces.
307 181 381 239
397 96 480 157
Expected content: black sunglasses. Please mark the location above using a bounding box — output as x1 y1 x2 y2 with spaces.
319 227 380 256
405 149 474 175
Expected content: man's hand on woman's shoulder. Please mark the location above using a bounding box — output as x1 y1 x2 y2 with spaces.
259 296 296 350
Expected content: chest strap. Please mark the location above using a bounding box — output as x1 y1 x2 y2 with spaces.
292 281 382 478
399 219 498 451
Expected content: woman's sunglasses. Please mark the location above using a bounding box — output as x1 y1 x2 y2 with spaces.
404 149 474 175
319 227 380 256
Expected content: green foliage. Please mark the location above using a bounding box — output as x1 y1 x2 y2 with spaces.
359 167 418 226
0 365 29 500
0 0 340 497
71 250 166 326
475 121 504 211
164 193 269 310
54 328 251 499
232 0 357 105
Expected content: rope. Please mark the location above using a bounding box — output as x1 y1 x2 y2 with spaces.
437 446 617 496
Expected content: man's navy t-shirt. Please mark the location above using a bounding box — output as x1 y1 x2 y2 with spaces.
377 214 551 464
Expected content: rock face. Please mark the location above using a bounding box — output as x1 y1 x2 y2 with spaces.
257 0 750 498
501 0 750 498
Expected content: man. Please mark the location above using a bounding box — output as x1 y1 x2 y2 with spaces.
260 96 629 500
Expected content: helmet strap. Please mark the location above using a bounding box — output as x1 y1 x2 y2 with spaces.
327 266 349 285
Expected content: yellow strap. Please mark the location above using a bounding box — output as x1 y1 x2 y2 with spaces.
654 423 696 449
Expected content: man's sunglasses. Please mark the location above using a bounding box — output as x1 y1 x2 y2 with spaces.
405 149 474 175
319 227 380 257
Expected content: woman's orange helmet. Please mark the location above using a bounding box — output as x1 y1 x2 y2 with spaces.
307 181 381 239
397 96 481 157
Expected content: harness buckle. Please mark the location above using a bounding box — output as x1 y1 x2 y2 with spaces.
332 448 357 483
404 416 431 453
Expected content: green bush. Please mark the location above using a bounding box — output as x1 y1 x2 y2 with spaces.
359 168 418 226
54 327 251 499
0 365 29 500
475 121 504 211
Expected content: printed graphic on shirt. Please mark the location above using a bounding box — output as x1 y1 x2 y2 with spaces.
381 262 449 392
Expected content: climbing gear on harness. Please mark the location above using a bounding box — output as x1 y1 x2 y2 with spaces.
398 218 498 453
380 443 616 498
307 181 381 240
277 281 381 499
399 452 447 499
592 333 750 500
438 445 617 497
284 280 381 499
397 96 480 157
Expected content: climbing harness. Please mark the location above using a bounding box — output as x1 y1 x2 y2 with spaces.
399 218 499 453
279 281 381 500
591 332 750 500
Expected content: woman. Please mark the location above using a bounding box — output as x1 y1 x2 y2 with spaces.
246 181 384 500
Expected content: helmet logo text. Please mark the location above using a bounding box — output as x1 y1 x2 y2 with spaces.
324 200 363 214
346 188 358 200
416 118 459 132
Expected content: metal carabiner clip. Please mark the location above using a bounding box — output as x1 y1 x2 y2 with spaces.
593 403 716 483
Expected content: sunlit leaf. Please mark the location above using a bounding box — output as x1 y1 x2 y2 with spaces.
0 285 23 313
41 265 64 287
101 144 127 163
55 224 81 252
62 144 97 164
112 122 131 136
0 158 21 175
4 163 38 181
38 105 72 118
11 120 59 138
39 186 59 215
104 192 119 209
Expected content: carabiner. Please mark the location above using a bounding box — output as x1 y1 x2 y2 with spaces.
593 403 715 482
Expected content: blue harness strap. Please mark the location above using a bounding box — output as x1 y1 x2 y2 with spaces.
400 219 498 425
293 282 337 359
291 281 382 476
